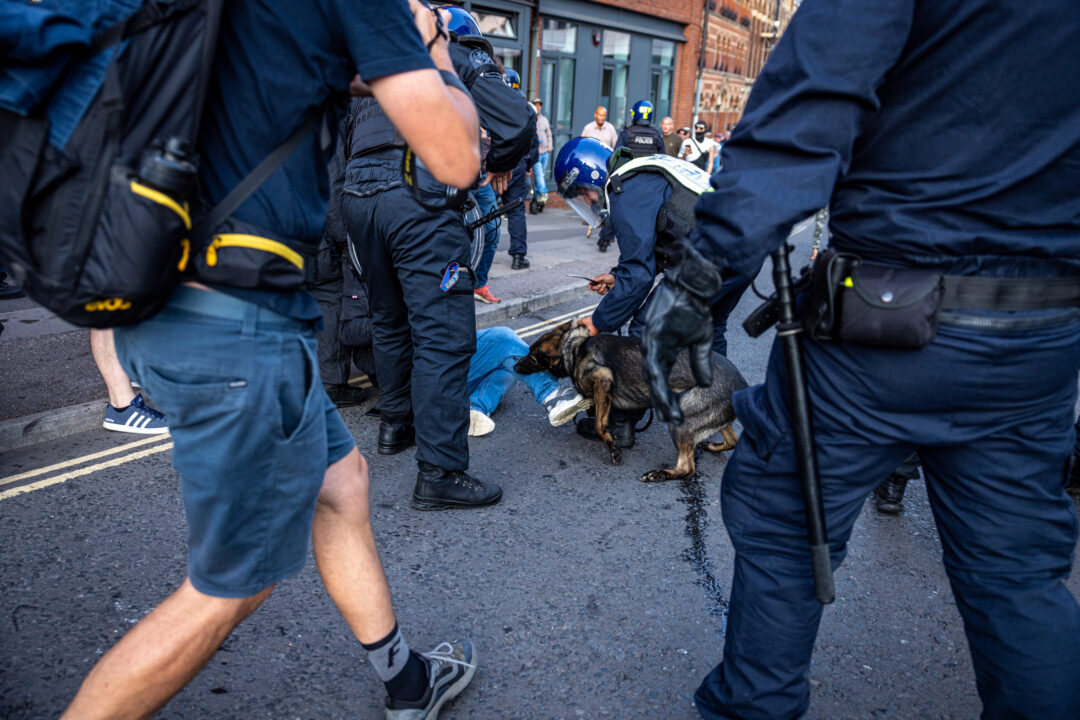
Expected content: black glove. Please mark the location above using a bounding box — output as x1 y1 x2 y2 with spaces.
642 241 724 424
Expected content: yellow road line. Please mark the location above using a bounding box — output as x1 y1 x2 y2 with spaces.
2 302 599 500
518 307 597 339
0 435 170 487
512 303 598 334
0 442 173 501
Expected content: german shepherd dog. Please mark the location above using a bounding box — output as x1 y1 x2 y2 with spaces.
514 322 749 482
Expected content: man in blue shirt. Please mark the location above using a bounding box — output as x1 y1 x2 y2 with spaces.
66 2 485 718
643 0 1080 717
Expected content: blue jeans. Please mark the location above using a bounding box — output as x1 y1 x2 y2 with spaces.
695 308 1080 720
468 327 559 416
532 152 550 196
473 182 500 288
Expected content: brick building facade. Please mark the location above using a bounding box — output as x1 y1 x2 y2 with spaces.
450 0 796 175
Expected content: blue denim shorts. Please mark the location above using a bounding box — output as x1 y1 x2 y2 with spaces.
115 286 355 598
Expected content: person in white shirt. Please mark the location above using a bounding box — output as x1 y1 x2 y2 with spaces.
679 120 719 172
581 105 618 148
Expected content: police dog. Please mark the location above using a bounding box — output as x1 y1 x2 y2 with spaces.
514 321 748 482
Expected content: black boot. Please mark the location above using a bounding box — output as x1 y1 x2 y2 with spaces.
511 254 530 270
378 420 415 455
412 461 503 510
575 414 636 449
873 474 909 514
324 383 369 408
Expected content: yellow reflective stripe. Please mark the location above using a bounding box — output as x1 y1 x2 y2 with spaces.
129 181 191 229
178 238 191 272
207 234 304 270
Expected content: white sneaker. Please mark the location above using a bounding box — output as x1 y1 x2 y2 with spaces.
541 386 593 427
468 409 495 437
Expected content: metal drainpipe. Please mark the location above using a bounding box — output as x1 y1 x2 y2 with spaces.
692 0 711 126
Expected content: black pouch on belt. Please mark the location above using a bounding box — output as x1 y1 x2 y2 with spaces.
837 262 943 349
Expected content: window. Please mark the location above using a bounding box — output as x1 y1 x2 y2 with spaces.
541 18 577 53
493 47 521 73
650 39 675 121
651 39 675 67
473 10 515 38
603 30 631 61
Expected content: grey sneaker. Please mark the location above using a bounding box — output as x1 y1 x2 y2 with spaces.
542 385 593 426
385 640 477 720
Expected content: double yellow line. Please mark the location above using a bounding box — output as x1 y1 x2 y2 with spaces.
0 435 173 500
0 302 599 501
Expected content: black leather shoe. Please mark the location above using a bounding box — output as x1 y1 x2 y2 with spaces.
597 240 610 253
412 461 502 510
575 416 636 449
324 383 368 408
873 474 909 514
528 199 540 215
510 254 530 270
378 420 415 455
0 281 25 300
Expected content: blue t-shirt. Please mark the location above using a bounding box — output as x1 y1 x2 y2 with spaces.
197 0 435 318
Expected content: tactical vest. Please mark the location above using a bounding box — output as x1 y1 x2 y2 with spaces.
607 154 712 271
346 96 404 159
622 124 663 158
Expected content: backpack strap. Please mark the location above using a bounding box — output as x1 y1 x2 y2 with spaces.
194 111 322 241
87 0 203 55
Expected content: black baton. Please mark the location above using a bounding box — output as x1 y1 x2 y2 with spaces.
771 242 835 605
465 197 524 231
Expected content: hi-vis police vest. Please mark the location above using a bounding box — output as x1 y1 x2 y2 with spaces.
607 154 712 270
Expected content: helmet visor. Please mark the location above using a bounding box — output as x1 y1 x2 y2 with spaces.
565 191 607 229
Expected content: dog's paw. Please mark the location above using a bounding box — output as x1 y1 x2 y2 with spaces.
609 447 623 465
641 469 673 483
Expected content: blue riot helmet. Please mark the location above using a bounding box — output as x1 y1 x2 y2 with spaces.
630 100 655 126
504 68 521 91
554 137 613 229
437 5 482 38
436 5 494 54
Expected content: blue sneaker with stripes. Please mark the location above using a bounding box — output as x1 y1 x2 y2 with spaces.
103 394 169 435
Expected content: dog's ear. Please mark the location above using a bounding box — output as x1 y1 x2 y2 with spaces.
555 321 573 334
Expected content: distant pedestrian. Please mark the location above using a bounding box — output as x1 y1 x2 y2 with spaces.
679 121 719 172
661 116 681 156
581 105 618 149
530 98 552 213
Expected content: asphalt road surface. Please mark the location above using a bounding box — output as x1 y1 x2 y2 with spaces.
3 222 1079 719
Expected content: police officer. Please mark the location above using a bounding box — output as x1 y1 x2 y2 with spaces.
642 1 1080 717
615 100 665 158
342 6 535 510
552 136 754 444
500 68 535 270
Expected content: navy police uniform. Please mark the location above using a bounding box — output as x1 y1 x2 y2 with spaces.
342 39 534 472
595 162 752 358
615 124 664 159
678 1 1080 717
502 133 538 261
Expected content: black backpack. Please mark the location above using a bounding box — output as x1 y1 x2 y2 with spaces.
0 0 317 328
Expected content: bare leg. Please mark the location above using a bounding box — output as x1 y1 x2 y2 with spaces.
62 580 272 720
312 447 397 644
90 328 136 408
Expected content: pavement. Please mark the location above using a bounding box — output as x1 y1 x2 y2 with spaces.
0 208 606 452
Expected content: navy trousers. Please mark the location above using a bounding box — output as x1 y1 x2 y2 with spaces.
501 157 529 257
696 308 1080 719
342 158 476 471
